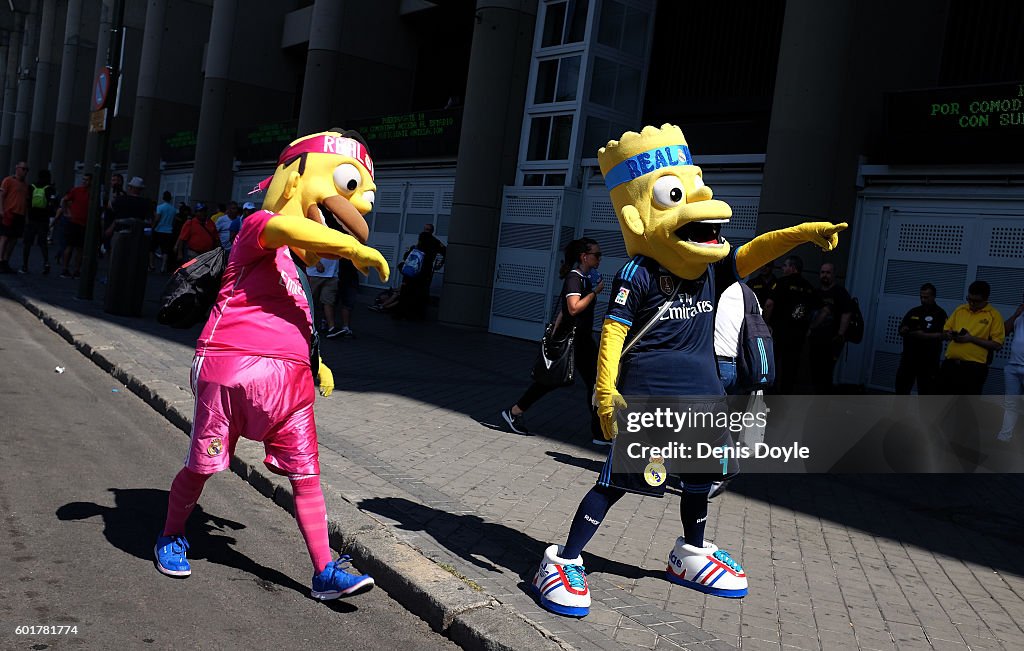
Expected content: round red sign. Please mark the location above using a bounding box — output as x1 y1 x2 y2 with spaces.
92 67 111 111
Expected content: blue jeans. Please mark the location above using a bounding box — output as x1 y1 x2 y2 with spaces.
718 359 738 395
1000 363 1024 437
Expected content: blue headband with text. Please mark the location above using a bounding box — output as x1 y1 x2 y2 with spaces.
604 144 693 189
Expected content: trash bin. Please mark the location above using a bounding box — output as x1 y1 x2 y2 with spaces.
104 219 151 317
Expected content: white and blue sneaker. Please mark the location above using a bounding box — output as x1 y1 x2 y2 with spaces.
666 538 747 598
154 534 191 577
532 544 591 617
311 556 375 600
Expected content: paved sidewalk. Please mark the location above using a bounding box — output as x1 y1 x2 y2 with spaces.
2 261 1024 651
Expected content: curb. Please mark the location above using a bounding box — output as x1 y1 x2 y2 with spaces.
4 283 572 651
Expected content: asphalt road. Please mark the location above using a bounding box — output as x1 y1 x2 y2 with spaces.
0 294 458 651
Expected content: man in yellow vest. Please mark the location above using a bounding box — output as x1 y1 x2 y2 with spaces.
937 280 1004 394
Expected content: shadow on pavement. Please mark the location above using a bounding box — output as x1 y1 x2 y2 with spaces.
357 496 663 586
12 264 1024 578
726 473 1024 568
55 487 355 609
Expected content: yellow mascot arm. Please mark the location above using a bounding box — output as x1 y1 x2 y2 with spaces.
262 216 390 282
735 222 848 278
317 357 334 397
595 319 630 440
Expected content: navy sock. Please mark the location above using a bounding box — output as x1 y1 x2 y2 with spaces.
562 485 625 560
680 481 712 547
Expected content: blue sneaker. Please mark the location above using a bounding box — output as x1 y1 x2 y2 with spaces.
154 534 191 577
311 555 375 600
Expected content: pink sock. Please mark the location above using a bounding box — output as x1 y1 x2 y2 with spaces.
163 467 210 536
290 475 333 573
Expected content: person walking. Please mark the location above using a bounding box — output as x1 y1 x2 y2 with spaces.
0 161 30 273
151 191 177 272
997 298 1024 442
21 169 57 274
501 238 606 444
60 173 92 278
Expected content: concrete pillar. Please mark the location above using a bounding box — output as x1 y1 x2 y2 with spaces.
83 1 112 177
439 0 537 328
51 0 93 192
757 0 857 275
28 0 60 174
12 0 41 165
0 40 7 170
126 0 168 191
296 0 343 136
0 13 25 173
191 0 238 204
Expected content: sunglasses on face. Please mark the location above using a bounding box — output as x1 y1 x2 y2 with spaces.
587 251 602 258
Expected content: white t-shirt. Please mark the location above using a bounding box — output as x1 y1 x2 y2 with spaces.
307 257 339 279
714 281 762 357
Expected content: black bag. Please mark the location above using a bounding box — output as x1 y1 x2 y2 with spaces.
846 297 864 344
735 283 776 393
531 322 576 387
157 248 228 328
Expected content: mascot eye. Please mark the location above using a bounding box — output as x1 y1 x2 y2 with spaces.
363 190 375 208
333 164 362 193
652 175 685 207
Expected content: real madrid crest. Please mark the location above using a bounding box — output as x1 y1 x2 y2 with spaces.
658 275 675 297
207 438 223 457
644 455 667 487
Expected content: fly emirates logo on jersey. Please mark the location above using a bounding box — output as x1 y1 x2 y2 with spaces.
279 271 304 298
659 294 714 322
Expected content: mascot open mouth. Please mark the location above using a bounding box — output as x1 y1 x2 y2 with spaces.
310 195 369 244
674 219 727 245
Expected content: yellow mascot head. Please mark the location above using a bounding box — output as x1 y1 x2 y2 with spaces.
598 124 732 280
258 129 377 244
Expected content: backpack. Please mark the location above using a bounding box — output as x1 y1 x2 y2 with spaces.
735 283 776 393
31 184 47 210
401 247 425 278
157 247 229 328
846 297 864 344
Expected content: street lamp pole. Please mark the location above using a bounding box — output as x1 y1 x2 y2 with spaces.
77 0 125 300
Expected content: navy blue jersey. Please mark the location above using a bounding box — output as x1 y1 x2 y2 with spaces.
605 251 739 395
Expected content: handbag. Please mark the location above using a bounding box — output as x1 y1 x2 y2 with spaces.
531 321 576 387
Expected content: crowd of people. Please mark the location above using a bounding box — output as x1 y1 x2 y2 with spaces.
496 238 1021 447
0 161 264 278
1 160 1017 439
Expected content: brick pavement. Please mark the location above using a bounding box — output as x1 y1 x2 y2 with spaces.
3 260 1024 651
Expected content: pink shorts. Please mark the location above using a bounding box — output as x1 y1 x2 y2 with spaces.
185 355 319 476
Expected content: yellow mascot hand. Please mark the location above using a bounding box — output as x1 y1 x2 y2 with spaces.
735 221 848 277
347 244 391 282
317 359 334 397
796 221 848 251
262 215 390 282
598 392 628 441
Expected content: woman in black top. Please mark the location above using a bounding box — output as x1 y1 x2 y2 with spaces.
501 238 607 444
